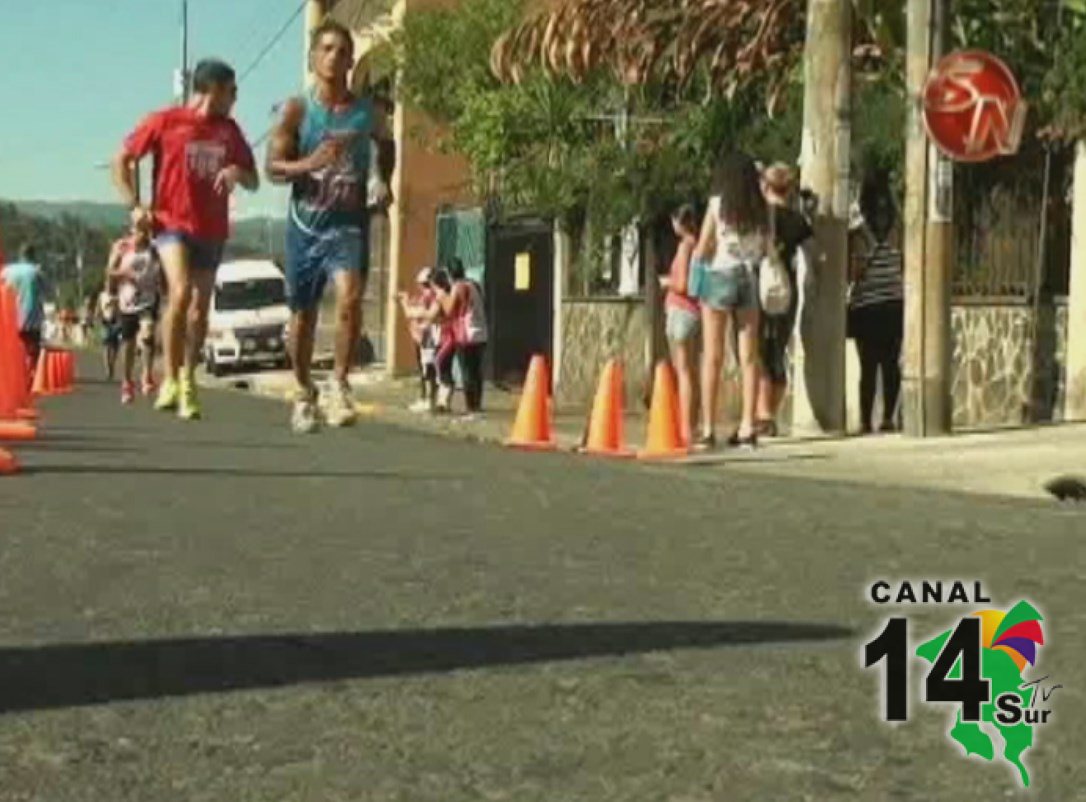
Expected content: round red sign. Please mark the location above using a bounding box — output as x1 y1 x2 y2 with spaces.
922 50 1026 163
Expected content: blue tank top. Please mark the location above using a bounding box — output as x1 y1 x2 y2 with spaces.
290 91 374 232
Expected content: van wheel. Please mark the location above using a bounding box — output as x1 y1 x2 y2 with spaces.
207 352 223 377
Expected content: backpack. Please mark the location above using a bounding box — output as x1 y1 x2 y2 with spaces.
759 207 793 317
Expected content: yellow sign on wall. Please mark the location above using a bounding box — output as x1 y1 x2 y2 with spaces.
515 252 531 291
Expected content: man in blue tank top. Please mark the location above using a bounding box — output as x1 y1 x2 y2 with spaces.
266 19 392 433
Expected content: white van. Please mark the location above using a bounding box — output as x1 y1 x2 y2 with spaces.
204 260 290 376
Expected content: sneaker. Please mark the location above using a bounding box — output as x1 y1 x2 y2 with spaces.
141 376 157 397
120 381 135 405
453 412 481 424
178 375 201 421
323 382 358 428
408 398 431 414
154 377 180 412
290 386 321 434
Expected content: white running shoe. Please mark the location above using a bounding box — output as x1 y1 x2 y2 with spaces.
290 386 321 434
324 381 358 428
408 398 431 414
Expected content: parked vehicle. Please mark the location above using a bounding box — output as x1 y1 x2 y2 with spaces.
204 260 290 376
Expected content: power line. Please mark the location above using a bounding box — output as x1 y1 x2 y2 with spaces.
237 0 308 85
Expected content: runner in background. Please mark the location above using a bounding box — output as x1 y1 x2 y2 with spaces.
107 221 164 403
0 243 46 379
97 285 121 381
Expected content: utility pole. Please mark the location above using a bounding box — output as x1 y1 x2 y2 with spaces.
176 0 190 103
902 0 953 436
305 1 328 84
793 0 851 435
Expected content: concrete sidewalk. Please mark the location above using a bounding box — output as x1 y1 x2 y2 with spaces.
200 366 1086 504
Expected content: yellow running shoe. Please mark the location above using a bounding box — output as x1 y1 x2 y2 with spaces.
178 375 202 421
154 377 180 412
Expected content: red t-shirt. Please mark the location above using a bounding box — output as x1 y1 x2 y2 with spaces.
123 107 256 242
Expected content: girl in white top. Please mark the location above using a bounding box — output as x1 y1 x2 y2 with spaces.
691 152 769 450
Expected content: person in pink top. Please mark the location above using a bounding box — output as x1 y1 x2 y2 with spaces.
658 204 701 446
112 59 259 421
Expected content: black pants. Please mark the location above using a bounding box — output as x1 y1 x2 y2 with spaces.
851 302 903 431
458 342 486 413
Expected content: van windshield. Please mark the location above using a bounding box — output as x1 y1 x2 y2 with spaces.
215 278 286 311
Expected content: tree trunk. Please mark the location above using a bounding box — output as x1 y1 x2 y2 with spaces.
1064 142 1086 419
901 0 953 436
793 0 851 435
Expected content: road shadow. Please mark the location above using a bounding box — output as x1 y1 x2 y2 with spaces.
20 465 460 481
0 621 852 713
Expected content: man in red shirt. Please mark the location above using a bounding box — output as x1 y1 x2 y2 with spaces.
111 59 258 421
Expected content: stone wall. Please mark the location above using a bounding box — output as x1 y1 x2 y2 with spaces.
557 299 651 407
950 301 1067 428
554 298 1068 431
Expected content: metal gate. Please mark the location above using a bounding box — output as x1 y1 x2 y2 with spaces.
436 208 486 283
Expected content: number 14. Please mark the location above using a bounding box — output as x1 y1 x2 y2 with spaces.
864 617 991 722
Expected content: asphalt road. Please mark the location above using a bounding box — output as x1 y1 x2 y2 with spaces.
1 362 1083 801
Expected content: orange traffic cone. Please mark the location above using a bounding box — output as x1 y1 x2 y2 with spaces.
0 420 35 441
580 359 633 458
0 447 18 476
506 355 557 451
48 351 66 394
58 350 74 393
638 361 689 460
32 350 55 396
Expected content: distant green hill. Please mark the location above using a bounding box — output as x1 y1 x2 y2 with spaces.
9 200 287 261
15 200 129 229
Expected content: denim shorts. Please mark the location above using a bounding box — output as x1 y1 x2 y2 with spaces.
155 231 225 271
285 216 370 312
700 266 759 312
666 306 700 343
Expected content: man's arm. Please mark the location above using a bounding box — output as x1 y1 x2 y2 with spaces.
372 100 395 184
265 98 344 185
104 242 126 291
113 112 161 228
112 150 153 231
214 125 261 195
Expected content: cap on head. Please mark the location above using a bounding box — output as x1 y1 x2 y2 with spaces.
416 267 433 285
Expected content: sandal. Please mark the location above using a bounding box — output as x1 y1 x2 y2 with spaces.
755 419 778 438
726 431 759 450
692 433 717 452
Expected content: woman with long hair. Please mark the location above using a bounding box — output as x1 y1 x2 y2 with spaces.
691 152 768 450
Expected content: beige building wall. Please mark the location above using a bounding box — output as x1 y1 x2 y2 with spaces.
385 106 474 375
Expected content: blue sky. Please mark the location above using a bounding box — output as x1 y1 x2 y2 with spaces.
0 0 307 216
